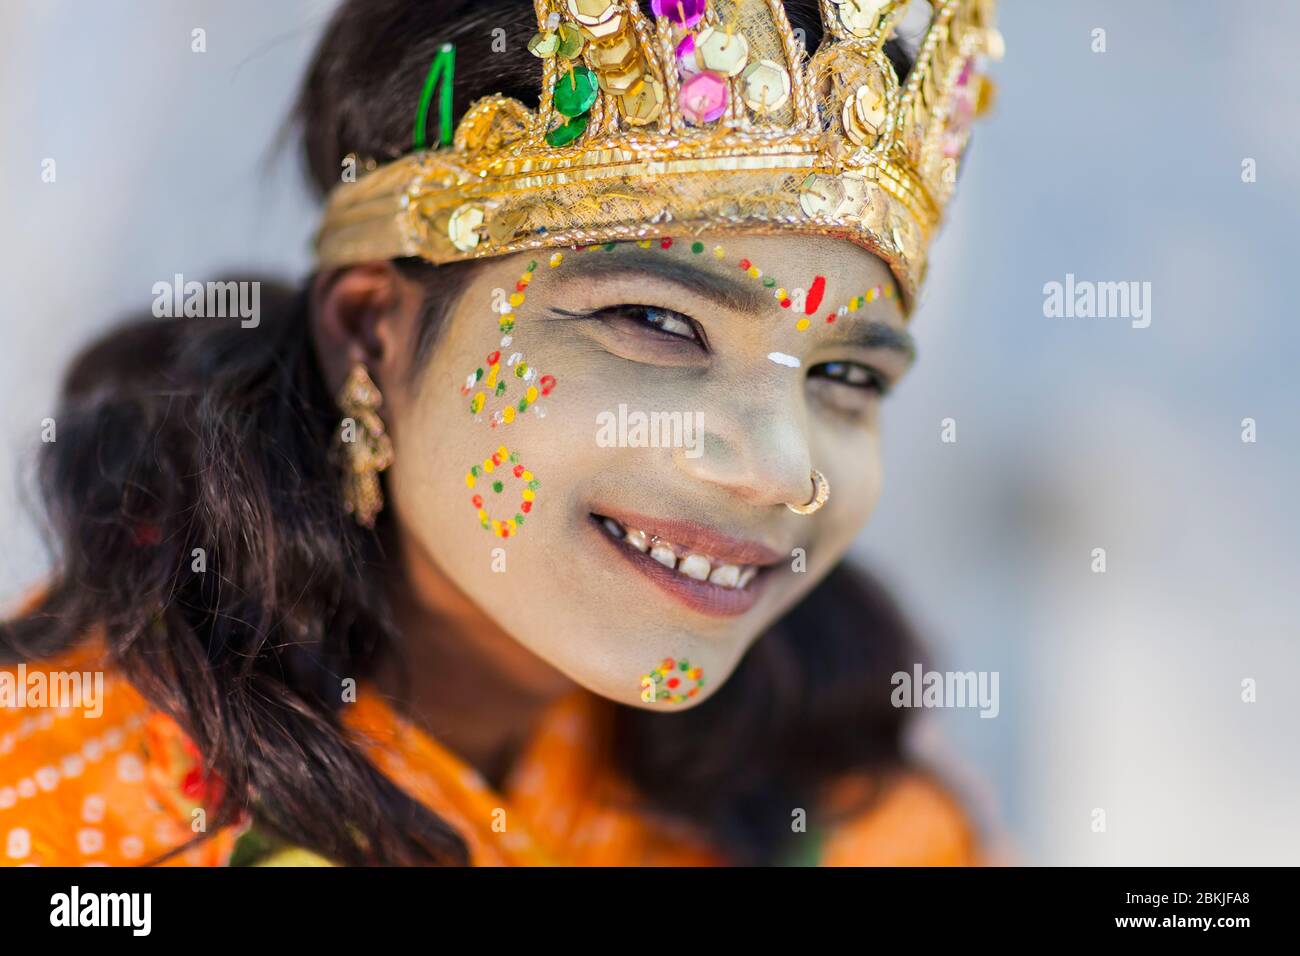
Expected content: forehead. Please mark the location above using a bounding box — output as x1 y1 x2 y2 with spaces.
437 231 914 365
470 231 901 314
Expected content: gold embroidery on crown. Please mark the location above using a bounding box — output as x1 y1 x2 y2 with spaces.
315 0 1002 312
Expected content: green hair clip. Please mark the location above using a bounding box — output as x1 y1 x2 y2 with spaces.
413 43 456 151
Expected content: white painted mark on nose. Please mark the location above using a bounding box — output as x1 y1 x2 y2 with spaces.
767 351 801 368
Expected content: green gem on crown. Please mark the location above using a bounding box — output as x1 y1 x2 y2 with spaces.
545 112 589 148
553 65 598 118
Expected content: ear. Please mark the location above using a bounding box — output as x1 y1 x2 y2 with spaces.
310 262 424 397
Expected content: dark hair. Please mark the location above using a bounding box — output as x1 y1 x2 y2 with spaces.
2 0 926 865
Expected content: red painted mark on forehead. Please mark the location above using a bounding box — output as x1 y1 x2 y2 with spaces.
805 275 827 315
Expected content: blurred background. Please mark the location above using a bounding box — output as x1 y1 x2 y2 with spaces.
1 1 1296 864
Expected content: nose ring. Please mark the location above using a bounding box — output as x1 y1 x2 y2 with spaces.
786 469 830 515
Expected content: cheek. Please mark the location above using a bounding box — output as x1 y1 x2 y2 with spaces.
381 327 609 603
812 426 884 561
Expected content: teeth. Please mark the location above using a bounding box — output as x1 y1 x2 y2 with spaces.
599 516 761 590
708 563 741 587
650 544 678 569
679 554 711 581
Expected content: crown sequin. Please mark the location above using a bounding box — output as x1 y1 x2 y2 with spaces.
315 0 1003 311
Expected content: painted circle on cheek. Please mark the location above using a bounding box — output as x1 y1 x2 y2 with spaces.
465 445 540 538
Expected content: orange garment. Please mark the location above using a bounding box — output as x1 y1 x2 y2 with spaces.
1 640 979 866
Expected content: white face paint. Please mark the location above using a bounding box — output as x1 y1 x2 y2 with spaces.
379 232 910 709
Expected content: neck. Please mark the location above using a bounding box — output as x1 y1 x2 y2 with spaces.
374 529 576 788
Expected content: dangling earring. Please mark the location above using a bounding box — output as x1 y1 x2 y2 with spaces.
333 364 394 528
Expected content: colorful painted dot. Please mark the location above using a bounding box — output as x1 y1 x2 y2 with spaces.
640 656 706 705
466 445 537 538
805 275 827 315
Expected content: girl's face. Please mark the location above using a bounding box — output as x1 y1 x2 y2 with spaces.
379 232 913 709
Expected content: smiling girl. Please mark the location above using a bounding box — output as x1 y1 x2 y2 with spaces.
0 0 1000 866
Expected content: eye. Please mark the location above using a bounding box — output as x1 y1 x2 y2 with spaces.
809 360 889 395
553 304 704 346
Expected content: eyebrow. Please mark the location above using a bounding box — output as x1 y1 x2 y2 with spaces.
556 246 780 315
823 319 916 361
549 244 916 358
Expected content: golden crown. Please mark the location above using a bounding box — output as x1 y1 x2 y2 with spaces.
315 0 1003 310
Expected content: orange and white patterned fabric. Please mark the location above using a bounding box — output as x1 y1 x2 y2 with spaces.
1 639 978 866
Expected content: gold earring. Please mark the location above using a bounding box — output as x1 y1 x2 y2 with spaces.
334 364 394 528
786 469 830 516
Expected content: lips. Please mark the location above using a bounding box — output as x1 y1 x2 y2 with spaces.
589 508 782 618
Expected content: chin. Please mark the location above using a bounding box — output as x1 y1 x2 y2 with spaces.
522 606 750 711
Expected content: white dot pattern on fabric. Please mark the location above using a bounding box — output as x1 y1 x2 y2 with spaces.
77 828 104 854
116 753 145 784
0 667 241 866
0 720 133 805
6 827 31 859
82 794 106 824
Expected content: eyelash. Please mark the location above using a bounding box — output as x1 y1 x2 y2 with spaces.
556 304 889 394
812 361 889 396
556 304 703 343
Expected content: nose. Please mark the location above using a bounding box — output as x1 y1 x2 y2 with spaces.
672 386 815 511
